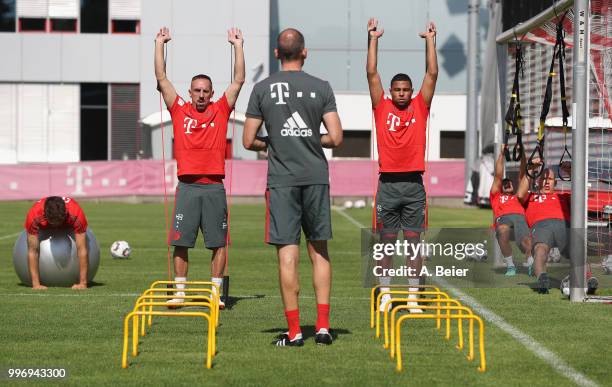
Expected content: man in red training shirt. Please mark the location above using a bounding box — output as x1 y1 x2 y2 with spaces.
517 160 570 293
24 196 89 290
490 144 532 276
154 27 245 308
367 18 438 312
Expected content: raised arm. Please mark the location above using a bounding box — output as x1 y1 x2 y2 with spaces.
321 112 343 148
243 117 268 151
366 18 385 107
490 144 507 196
225 28 246 108
155 27 178 109
419 22 438 108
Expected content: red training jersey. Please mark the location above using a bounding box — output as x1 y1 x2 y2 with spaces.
25 197 88 235
374 92 429 173
169 94 233 177
490 192 525 219
525 192 571 227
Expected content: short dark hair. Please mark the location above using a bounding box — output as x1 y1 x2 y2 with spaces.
277 28 305 62
191 74 212 84
502 178 512 186
390 73 413 87
44 196 66 226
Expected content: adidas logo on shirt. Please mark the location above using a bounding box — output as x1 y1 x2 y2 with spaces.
281 112 313 137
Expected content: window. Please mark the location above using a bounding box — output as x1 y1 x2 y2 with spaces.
111 19 138 33
19 17 45 31
81 83 108 161
50 17 76 31
333 131 371 158
109 0 140 34
439 131 465 158
110 83 140 160
80 0 107 33
0 0 16 32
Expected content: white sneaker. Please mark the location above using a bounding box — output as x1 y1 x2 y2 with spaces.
379 294 392 312
166 292 186 309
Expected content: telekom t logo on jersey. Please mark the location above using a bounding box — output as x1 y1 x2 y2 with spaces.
533 194 548 203
183 117 198 134
386 113 401 132
270 82 290 105
500 195 510 204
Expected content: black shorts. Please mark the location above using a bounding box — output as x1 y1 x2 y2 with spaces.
265 184 332 245
170 182 227 249
375 173 426 235
496 214 529 243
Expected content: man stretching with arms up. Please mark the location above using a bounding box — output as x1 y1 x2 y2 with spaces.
154 27 245 308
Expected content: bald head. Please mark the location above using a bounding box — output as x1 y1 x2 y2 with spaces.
276 28 305 62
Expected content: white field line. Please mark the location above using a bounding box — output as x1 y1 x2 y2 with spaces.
0 232 21 241
332 207 599 387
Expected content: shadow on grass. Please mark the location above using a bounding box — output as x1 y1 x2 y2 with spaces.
262 325 352 341
16 280 106 288
223 294 265 310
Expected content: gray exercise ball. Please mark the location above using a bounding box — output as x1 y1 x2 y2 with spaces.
12 228 100 287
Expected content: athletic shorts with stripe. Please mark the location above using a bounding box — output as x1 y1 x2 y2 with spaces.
265 184 332 245
376 173 426 235
170 181 227 249
495 214 529 243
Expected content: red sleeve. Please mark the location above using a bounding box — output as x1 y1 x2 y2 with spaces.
66 199 88 234
169 95 185 115
559 193 571 221
25 202 43 235
489 191 498 202
372 91 385 110
414 92 430 115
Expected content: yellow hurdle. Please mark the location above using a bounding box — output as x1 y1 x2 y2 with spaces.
386 298 473 359
394 306 486 373
370 284 441 328
121 309 214 369
375 290 458 339
138 288 219 333
132 294 216 341
127 301 216 359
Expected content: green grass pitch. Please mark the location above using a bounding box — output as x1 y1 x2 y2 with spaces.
0 202 610 386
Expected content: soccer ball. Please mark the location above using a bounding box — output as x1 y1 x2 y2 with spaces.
560 275 590 297
548 247 561 263
110 241 131 259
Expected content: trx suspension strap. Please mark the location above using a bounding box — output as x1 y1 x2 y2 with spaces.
556 17 572 181
527 13 570 179
503 39 525 162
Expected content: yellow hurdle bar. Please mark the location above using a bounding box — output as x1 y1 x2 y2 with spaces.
370 284 441 328
132 294 216 339
386 298 473 359
127 301 216 359
122 310 214 369
138 288 219 332
375 290 458 339
394 306 486 373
